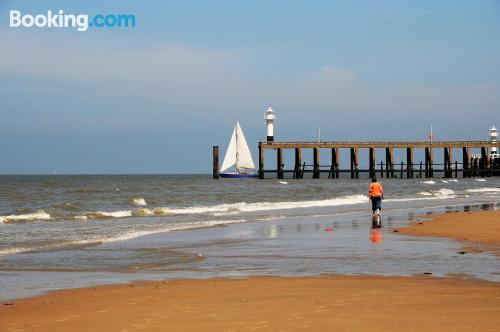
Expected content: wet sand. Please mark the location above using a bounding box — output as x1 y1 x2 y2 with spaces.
396 210 500 255
2 210 500 331
1 275 500 332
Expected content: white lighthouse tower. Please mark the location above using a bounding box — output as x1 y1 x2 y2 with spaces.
490 126 498 158
264 107 276 142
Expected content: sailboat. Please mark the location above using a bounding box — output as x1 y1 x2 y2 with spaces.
220 121 259 178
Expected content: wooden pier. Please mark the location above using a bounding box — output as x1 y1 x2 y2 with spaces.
251 141 500 179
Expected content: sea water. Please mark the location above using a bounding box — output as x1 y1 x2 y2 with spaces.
0 175 499 300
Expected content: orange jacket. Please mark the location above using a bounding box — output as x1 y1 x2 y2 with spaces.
369 182 384 198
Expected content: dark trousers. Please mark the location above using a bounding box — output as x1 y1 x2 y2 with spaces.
371 196 382 212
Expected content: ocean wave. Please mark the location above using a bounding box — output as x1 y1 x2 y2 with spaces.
475 179 487 182
87 210 132 219
387 188 456 202
434 188 456 199
0 210 52 224
72 195 370 220
421 180 436 185
466 188 500 193
132 208 155 217
0 218 249 257
71 215 88 221
4 190 470 225
168 195 369 214
127 197 147 206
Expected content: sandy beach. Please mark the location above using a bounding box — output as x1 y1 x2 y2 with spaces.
1 209 500 331
1 275 499 332
396 210 500 255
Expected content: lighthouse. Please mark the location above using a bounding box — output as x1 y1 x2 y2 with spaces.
490 126 498 158
264 107 276 142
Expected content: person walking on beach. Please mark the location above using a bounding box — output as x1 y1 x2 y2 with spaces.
369 177 384 216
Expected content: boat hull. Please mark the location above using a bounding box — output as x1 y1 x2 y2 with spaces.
219 173 259 179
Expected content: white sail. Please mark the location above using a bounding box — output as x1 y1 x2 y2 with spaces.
220 121 256 173
220 126 237 173
235 121 255 170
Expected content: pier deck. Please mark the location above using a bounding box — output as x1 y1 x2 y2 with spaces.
260 141 498 149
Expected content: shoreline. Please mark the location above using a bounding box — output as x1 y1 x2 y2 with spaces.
395 210 500 255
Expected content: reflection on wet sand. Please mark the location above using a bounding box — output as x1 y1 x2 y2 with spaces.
370 229 383 244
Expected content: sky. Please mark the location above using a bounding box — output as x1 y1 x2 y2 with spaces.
1 0 499 173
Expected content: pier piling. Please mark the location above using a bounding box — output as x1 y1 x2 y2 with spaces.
332 148 339 178
258 143 264 179
294 148 302 179
481 147 489 177
277 148 284 179
212 146 219 179
350 148 359 179
313 148 320 179
369 148 376 178
385 148 394 178
425 147 434 178
444 147 452 178
462 147 470 177
406 148 414 178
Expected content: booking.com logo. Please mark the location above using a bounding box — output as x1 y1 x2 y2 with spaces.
9 10 136 32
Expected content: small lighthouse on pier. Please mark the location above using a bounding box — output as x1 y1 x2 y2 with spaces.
490 126 498 159
264 107 276 142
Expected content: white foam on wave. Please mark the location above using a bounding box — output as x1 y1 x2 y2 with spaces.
466 188 500 193
67 186 487 222
78 195 369 220
0 210 52 224
129 197 147 206
448 179 459 182
475 179 487 182
434 188 456 199
0 218 251 257
160 195 369 215
387 188 456 202
421 180 436 185
0 247 32 256
87 210 132 219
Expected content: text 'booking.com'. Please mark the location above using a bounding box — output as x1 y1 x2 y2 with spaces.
9 10 136 32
